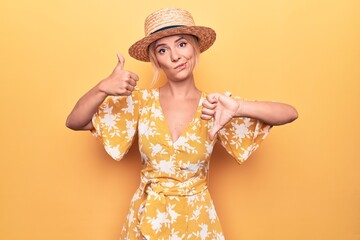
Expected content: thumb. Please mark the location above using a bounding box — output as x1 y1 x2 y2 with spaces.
116 52 125 70
209 124 222 141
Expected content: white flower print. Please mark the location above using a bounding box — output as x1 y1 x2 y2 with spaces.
187 194 200 207
161 181 175 188
138 119 156 139
206 202 217 223
122 95 136 114
177 176 204 195
165 134 173 146
108 96 120 104
101 102 113 114
121 225 126 234
142 89 150 101
140 106 150 115
130 190 142 202
124 119 136 141
232 118 254 141
101 112 119 133
260 125 271 139
123 232 130 240
153 159 176 175
192 223 210 240
212 230 225 240
152 88 159 98
191 118 201 131
180 160 204 177
126 208 136 224
132 226 141 239
140 148 149 165
187 133 201 143
104 141 121 160
147 209 170 233
149 143 167 157
174 136 187 147
190 205 203 221
240 144 258 161
151 104 163 120
169 228 185 240
93 89 271 238
205 141 214 158
199 223 210 240
166 204 180 223
184 162 201 174
205 120 214 131
173 136 198 154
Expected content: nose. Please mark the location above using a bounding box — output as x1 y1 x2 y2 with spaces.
170 49 180 62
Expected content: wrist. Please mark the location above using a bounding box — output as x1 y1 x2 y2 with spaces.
235 100 246 117
95 80 110 98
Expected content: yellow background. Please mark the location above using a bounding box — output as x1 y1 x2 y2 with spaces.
1 0 359 239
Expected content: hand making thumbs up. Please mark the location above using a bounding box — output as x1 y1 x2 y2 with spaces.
98 53 139 96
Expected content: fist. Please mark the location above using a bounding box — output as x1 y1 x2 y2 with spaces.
99 53 139 96
201 93 240 141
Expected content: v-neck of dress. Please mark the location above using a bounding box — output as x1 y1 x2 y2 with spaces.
156 88 203 145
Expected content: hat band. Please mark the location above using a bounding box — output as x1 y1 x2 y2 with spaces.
150 25 185 35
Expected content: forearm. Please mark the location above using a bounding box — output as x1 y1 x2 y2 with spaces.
236 100 298 126
66 83 108 130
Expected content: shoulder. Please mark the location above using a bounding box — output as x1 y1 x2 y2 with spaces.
134 88 160 105
102 88 156 103
201 91 246 101
137 88 158 99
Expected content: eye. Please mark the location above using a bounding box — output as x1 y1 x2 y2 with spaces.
158 48 167 54
179 42 187 48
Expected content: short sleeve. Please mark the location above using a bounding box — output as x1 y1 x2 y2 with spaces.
91 90 140 161
217 96 272 164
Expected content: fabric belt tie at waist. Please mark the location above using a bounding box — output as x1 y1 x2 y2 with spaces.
138 179 207 239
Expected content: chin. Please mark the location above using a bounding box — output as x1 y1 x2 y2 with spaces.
175 71 194 81
172 76 192 82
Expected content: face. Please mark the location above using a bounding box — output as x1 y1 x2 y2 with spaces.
154 35 196 82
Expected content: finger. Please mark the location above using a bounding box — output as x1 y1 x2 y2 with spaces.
128 78 137 87
122 90 132 96
116 52 125 70
201 114 212 120
201 108 215 116
129 72 139 81
202 100 216 110
126 85 134 91
206 93 218 104
209 124 222 141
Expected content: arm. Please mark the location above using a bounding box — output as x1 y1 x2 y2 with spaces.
201 93 298 140
65 53 139 131
65 84 108 131
236 100 298 126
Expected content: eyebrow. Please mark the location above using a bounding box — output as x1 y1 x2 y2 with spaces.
155 36 185 50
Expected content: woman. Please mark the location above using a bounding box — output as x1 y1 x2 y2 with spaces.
66 8 298 240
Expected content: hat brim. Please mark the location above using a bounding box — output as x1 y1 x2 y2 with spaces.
128 26 216 62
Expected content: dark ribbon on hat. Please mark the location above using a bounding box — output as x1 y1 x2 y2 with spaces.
150 25 185 35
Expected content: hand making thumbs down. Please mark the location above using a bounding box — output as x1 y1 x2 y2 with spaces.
201 93 241 141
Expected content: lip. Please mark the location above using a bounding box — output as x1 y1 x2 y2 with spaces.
174 62 186 69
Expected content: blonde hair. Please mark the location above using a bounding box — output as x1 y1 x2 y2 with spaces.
148 34 201 87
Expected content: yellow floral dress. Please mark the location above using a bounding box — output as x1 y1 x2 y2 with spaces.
92 89 271 240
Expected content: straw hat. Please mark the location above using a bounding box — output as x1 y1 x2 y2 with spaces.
128 8 216 62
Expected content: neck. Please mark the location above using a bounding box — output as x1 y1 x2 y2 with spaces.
161 76 200 99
